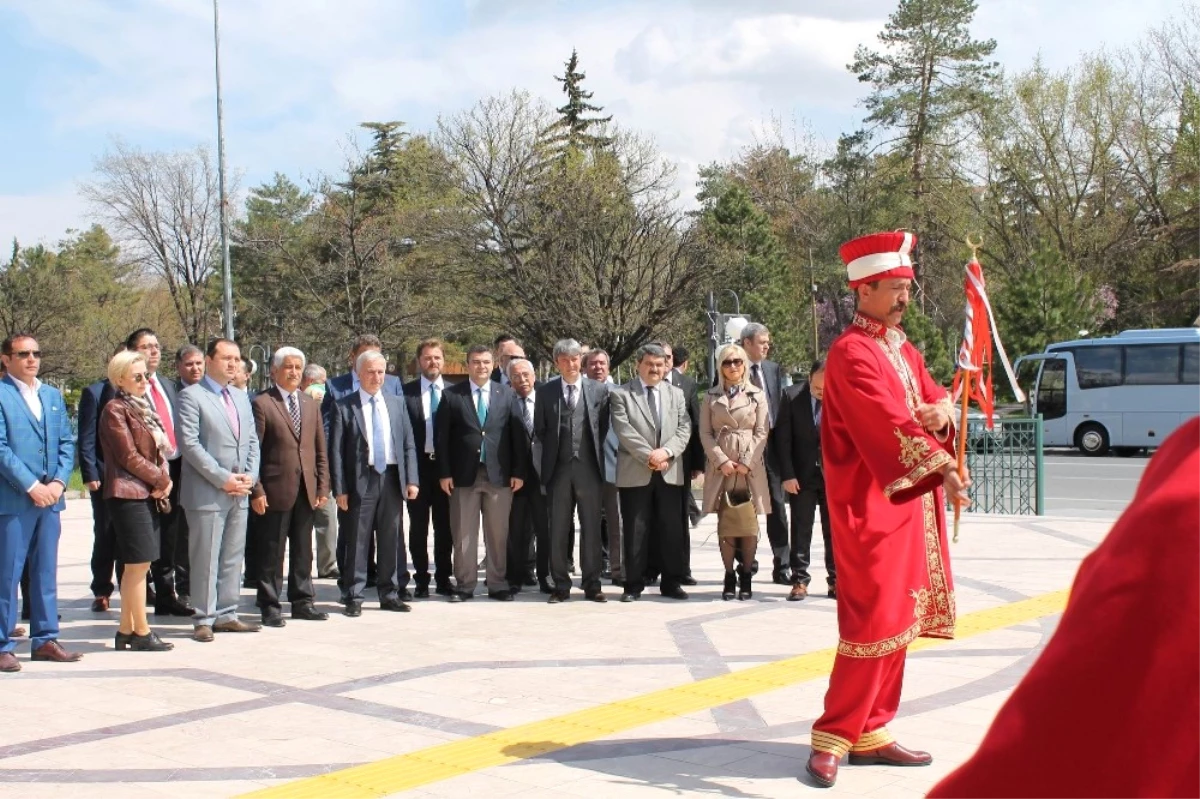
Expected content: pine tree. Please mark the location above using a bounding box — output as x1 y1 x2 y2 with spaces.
546 49 612 154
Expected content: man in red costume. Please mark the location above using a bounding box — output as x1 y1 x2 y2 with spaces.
805 231 971 788
928 417 1199 798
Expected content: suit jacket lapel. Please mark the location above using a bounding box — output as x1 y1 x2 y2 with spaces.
4 377 44 434
350 393 367 448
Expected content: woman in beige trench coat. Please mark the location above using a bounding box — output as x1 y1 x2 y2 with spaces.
700 343 770 600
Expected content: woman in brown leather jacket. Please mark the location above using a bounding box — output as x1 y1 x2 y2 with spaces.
98 351 175 651
700 343 770 600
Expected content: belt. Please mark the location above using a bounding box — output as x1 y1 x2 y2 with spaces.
424 451 437 461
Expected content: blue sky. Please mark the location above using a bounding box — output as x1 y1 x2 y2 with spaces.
0 0 1185 248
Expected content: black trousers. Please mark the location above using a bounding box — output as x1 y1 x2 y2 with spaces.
339 467 403 604
548 460 604 594
88 488 123 598
406 455 452 590
619 474 687 596
507 474 547 584
153 458 190 598
788 475 835 587
763 439 790 561
256 490 317 612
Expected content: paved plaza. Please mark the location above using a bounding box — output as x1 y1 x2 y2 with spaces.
2 499 1121 799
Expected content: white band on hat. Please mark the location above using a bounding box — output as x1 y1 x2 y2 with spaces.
846 231 914 281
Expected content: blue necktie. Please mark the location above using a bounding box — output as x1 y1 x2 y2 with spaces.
476 387 487 462
430 383 440 417
370 396 387 474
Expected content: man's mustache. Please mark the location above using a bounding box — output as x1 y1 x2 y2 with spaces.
891 302 908 313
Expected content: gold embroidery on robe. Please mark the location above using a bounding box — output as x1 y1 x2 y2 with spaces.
895 427 931 468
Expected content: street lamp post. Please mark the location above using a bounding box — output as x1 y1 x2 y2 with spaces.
213 0 234 341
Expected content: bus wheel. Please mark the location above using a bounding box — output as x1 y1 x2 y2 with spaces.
1076 423 1110 457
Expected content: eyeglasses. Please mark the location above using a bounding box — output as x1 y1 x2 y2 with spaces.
12 350 41 359
130 373 148 383
721 359 744 368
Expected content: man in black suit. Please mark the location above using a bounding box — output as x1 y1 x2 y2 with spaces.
490 334 522 386
329 350 420 616
127 328 193 616
534 339 610 603
740 322 793 585
505 358 548 593
321 334 403 585
437 345 526 602
78 366 122 613
776 360 835 600
663 343 701 586
402 339 453 598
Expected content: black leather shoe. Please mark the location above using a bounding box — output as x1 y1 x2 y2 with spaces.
399 589 413 601
507 584 522 595
292 604 329 621
548 591 569 604
414 585 430 599
262 612 286 628
680 574 697 586
155 598 195 617
91 596 110 612
488 590 514 602
661 586 689 600
128 631 174 652
343 601 362 617
828 585 837 599
435 585 455 597
380 598 411 612
522 576 538 587
114 630 134 650
772 567 792 586
620 592 640 603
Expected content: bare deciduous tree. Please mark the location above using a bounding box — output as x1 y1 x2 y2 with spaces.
82 141 224 343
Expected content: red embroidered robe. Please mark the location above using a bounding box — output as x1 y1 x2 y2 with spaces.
822 313 957 657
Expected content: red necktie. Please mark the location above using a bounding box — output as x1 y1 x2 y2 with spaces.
148 378 177 450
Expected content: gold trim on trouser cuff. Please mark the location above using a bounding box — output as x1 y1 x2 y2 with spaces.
810 730 853 758
851 727 894 752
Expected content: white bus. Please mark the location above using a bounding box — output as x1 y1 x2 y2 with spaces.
1016 328 1200 456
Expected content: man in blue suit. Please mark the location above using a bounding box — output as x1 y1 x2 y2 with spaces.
0 334 81 672
329 350 419 616
321 334 402 585
177 338 261 643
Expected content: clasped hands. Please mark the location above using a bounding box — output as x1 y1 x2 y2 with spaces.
718 459 750 478
647 448 672 472
28 480 64 508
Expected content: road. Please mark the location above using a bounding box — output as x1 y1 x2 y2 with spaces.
1042 451 1149 518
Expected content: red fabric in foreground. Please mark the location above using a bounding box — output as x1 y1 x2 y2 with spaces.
928 417 1200 798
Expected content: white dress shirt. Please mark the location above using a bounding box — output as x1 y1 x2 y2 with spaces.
560 376 583 407
516 389 536 429
147 373 174 418
14 377 42 422
420 375 444 454
359 388 396 465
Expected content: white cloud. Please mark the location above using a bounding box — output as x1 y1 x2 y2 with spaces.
0 187 92 250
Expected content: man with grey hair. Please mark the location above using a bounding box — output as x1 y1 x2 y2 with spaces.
329 349 420 615
740 322 793 584
610 344 692 601
301 363 338 579
534 339 611 603
249 347 330 626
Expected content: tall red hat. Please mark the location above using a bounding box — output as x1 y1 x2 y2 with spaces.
839 231 917 288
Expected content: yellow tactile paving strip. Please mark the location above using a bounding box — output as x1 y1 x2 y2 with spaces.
240 590 1069 799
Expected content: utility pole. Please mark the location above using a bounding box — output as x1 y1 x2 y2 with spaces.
213 0 234 341
808 248 819 360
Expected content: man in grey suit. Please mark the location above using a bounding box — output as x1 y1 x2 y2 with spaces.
329 350 420 616
177 338 261 643
534 339 610 603
610 344 692 602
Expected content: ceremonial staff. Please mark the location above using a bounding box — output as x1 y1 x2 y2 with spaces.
951 235 1024 541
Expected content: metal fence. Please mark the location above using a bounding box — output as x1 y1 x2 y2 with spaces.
948 415 1044 515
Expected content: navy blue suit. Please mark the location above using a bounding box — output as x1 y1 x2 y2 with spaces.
0 375 76 652
78 379 123 598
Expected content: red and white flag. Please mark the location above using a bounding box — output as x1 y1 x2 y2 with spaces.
952 256 1024 428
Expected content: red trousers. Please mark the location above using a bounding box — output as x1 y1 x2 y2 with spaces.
810 648 907 757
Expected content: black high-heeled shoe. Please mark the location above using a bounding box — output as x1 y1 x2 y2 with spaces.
722 571 736 601
128 631 174 652
738 570 753 601
114 630 135 650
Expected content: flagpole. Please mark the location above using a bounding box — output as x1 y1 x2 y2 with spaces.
953 369 971 543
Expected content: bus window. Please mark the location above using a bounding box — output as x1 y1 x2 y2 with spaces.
1124 344 1182 385
1183 344 1199 384
1038 359 1067 420
1073 346 1123 389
